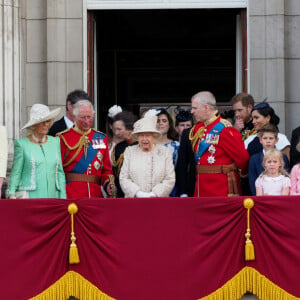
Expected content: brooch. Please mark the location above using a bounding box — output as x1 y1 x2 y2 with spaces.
207 155 216 164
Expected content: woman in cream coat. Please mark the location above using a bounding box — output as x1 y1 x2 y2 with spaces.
119 115 175 198
8 104 66 199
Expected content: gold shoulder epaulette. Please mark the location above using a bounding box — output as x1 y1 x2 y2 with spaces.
220 118 232 127
56 127 71 136
93 128 107 136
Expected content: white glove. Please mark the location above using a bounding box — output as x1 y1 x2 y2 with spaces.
148 192 156 197
136 191 151 198
180 194 188 197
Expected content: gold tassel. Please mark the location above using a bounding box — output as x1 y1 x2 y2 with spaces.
108 174 117 198
68 203 80 264
243 198 255 261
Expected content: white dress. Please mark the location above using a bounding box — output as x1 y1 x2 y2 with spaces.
0 126 7 178
255 174 291 195
119 144 175 198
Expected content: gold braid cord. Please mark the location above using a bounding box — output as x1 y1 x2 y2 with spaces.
189 125 205 151
112 152 125 177
243 198 255 261
242 128 257 141
68 203 80 264
60 134 90 168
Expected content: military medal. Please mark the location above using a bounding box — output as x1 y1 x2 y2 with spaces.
92 138 101 149
97 152 103 161
208 145 216 155
99 139 106 149
207 145 216 164
206 133 219 144
94 160 100 170
207 155 216 164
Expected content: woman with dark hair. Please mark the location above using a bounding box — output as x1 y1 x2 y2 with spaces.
156 109 180 165
107 105 123 161
111 111 137 197
244 101 290 159
155 109 180 196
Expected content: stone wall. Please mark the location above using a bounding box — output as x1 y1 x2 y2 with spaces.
249 0 300 138
21 0 84 132
285 0 300 137
0 0 21 159
248 0 286 133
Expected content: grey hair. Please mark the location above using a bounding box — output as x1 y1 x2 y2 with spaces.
191 91 217 110
73 100 95 117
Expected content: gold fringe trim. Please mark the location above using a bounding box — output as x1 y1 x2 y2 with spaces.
199 267 300 300
30 271 115 300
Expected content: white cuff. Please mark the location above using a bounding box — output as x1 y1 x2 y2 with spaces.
136 191 149 198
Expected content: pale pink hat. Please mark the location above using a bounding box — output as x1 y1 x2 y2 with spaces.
131 116 161 139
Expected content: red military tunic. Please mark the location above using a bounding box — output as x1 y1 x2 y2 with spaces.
58 126 113 199
192 115 249 197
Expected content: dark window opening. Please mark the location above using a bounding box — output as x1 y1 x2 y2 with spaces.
94 9 240 130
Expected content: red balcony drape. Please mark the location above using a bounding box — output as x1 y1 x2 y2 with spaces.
0 196 299 300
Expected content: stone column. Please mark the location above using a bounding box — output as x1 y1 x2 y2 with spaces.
46 0 84 109
0 0 21 158
249 0 286 133
285 1 300 136
22 0 84 126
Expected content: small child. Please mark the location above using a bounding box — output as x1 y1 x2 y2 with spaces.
290 142 300 195
255 148 291 196
249 124 289 195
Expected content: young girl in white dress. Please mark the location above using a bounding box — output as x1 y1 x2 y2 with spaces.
255 148 291 196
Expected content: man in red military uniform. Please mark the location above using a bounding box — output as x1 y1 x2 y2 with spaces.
176 91 249 197
58 100 115 199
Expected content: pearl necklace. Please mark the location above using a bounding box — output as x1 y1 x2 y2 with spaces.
31 134 47 144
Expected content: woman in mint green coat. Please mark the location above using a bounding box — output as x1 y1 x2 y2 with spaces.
8 104 66 199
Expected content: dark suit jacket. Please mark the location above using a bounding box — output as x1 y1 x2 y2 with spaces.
48 117 68 136
290 126 300 169
176 127 196 196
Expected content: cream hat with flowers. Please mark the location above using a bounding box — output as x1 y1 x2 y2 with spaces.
131 115 161 139
22 104 61 130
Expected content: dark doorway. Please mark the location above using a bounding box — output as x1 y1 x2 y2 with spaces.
94 9 241 130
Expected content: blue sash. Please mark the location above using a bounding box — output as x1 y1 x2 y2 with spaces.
70 131 105 174
194 122 225 164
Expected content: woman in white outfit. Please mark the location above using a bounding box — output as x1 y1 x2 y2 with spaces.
0 126 8 196
119 115 175 198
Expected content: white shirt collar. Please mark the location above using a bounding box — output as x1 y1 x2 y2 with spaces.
64 115 74 128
